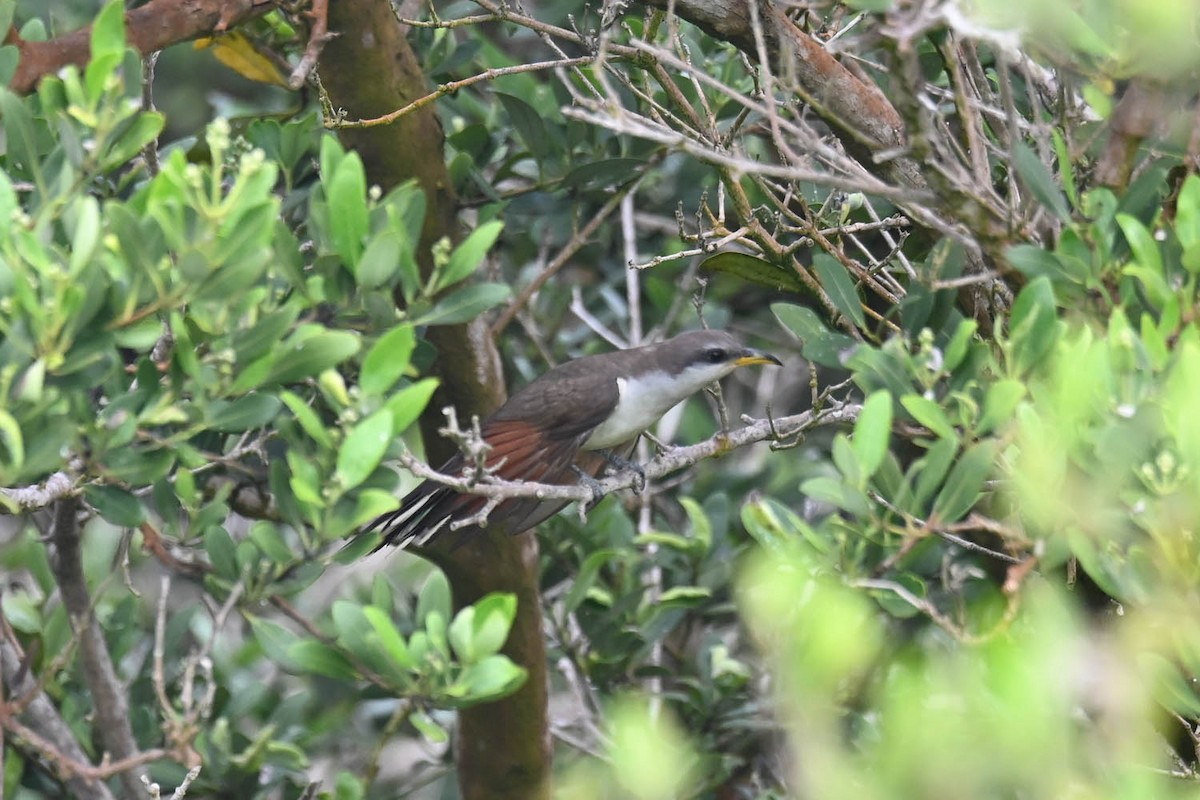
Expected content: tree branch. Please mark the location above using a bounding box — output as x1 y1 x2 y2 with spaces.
394 400 862 525
0 471 76 511
8 0 275 94
0 636 116 799
48 497 144 798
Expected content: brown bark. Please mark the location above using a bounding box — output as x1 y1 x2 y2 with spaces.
318 3 548 798
1095 81 1167 192
7 0 273 93
48 498 143 799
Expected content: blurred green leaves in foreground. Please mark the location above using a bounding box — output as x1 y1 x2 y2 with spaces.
562 168 1200 796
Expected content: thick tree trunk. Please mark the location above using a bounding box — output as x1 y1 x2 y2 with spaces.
318 4 551 798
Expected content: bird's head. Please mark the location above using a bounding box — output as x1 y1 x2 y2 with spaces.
654 329 782 396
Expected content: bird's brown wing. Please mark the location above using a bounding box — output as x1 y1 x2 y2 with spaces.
366 421 605 549
366 360 623 548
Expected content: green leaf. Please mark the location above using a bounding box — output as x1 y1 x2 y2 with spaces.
564 549 619 613
360 324 415 397
84 484 145 527
412 282 512 326
103 113 165 170
900 394 956 440
700 252 807 294
0 88 41 187
327 152 368 267
853 390 892 480
89 0 126 64
978 379 1025 435
458 655 526 703
205 525 238 579
280 391 334 449
3 591 42 634
772 303 858 368
1013 141 1071 221
362 606 414 670
69 196 101 274
287 640 356 681
355 229 403 290
680 497 712 552
931 441 997 523
266 329 360 385
410 710 448 744
417 570 451 626
470 592 516 660
248 521 292 564
562 158 646 189
437 220 503 291
495 92 556 162
800 476 871 517
248 616 300 669
0 409 25 469
911 437 958 511
335 409 393 491
208 393 282 433
942 319 978 373
384 378 440 436
813 254 867 330
1008 277 1058 374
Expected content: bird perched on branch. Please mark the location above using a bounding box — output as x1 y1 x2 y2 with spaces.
365 329 781 549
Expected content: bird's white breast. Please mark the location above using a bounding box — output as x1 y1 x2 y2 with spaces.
583 370 702 450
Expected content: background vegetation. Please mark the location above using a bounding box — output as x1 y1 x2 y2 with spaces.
2 0 1200 798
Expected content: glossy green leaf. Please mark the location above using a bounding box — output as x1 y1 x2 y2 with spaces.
205 525 238 579
1008 277 1058 374
438 220 503 291
412 282 512 327
495 92 556 161
458 655 526 703
103 113 165 171
853 390 892 480
1013 141 1070 221
208 393 282 432
900 394 956 440
248 521 293 564
813 254 867 330
248 616 300 669
84 484 145 527
287 640 357 681
334 408 393 491
266 329 360 385
362 606 414 670
932 441 997 523
355 229 403 290
360 324 415 397
280 391 334 450
384 377 439 436
469 592 516 660
772 303 858 367
701 252 807 294
327 152 368 267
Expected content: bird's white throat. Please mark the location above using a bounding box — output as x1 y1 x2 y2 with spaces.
583 363 734 450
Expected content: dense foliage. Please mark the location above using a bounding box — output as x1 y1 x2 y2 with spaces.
3 1 1200 799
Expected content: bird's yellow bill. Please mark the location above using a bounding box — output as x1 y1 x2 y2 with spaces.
735 352 783 367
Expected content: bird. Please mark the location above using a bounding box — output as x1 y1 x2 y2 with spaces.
364 329 782 549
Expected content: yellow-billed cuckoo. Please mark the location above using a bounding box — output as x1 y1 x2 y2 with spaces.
366 329 781 548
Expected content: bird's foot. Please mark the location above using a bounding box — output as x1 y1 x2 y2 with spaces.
599 449 646 494
571 464 607 509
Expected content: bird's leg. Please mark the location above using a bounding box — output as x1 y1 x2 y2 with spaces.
599 449 646 494
570 464 607 509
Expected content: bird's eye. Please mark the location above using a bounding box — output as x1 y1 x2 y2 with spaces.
705 347 726 363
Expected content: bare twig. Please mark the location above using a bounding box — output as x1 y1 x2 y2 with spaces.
289 0 334 89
